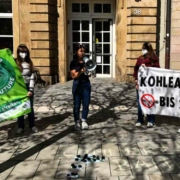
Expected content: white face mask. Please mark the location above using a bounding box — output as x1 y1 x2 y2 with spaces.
142 49 148 55
19 52 27 59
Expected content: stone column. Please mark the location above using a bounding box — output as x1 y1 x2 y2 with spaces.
57 0 67 83
12 0 20 55
115 0 128 82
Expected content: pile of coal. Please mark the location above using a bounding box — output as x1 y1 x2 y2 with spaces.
67 154 106 179
75 154 106 163
66 172 78 178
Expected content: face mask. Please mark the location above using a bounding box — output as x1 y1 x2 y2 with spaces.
19 52 27 59
142 49 148 55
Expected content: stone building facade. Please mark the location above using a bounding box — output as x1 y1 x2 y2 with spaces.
0 0 179 85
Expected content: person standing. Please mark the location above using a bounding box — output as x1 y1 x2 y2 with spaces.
133 42 160 127
15 44 38 134
70 44 91 130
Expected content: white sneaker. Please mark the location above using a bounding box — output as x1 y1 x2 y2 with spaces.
74 121 81 131
17 128 24 134
177 129 180 133
81 121 89 130
147 122 155 128
135 122 142 127
31 126 38 133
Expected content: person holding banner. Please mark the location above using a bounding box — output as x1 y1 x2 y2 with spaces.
15 44 38 134
133 42 160 127
70 44 91 130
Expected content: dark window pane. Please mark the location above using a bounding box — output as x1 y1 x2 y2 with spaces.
73 43 77 53
72 3 80 12
0 0 12 13
82 32 89 42
95 22 102 31
103 65 110 74
72 20 80 30
94 4 102 13
103 21 110 31
73 32 80 42
96 65 102 73
103 4 111 13
0 37 13 52
103 55 110 64
0 19 12 35
95 44 102 53
104 44 110 53
83 43 89 53
103 33 110 42
95 33 102 42
82 21 89 30
81 3 89 12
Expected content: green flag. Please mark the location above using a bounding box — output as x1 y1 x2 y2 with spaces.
0 48 31 122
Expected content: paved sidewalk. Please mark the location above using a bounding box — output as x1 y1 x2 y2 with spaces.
0 78 180 180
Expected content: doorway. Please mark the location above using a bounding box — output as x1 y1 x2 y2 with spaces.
68 0 115 78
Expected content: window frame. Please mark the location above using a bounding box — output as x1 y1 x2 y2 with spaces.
0 5 13 52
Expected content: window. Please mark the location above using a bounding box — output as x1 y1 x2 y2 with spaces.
0 0 13 52
94 3 111 13
72 3 89 13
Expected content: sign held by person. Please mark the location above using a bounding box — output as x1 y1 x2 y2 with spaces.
0 49 31 122
138 66 180 117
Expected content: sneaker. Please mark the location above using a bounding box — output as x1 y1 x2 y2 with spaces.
74 121 81 131
147 122 155 128
17 128 24 134
81 121 89 130
177 129 180 133
31 126 38 133
135 122 142 127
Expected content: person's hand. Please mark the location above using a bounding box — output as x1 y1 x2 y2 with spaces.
27 91 33 97
80 67 85 73
135 84 139 90
135 80 139 90
141 64 146 67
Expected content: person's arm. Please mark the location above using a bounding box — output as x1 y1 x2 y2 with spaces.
133 58 140 81
70 61 85 79
70 68 85 79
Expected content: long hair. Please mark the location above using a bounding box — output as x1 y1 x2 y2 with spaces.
143 42 156 62
16 44 34 72
74 43 86 60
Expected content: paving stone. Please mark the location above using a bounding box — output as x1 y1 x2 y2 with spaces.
56 158 85 179
119 175 150 180
97 177 119 180
137 142 164 155
102 143 121 157
78 143 102 156
158 139 180 154
128 156 161 174
36 145 59 160
148 174 172 180
119 143 141 156
55 144 78 158
0 144 19 161
86 160 110 178
7 160 40 179
170 174 180 180
11 143 42 160
109 157 131 176
0 161 18 180
33 160 59 180
154 155 180 173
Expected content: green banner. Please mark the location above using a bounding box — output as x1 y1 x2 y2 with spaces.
0 48 31 122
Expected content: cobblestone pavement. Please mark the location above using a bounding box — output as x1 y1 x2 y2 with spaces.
0 78 180 180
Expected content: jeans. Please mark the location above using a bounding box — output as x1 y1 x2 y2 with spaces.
72 81 91 122
18 84 35 129
136 91 155 124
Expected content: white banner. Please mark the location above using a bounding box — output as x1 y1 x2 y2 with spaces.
138 67 180 117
